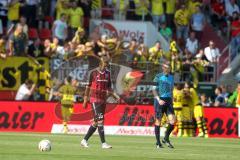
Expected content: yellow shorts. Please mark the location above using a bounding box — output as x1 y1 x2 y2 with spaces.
182 106 192 121
61 105 74 118
161 114 167 126
193 105 204 118
174 108 182 122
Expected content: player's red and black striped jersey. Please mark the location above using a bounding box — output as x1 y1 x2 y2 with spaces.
88 68 111 103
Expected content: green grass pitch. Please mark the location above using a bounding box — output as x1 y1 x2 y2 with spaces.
0 132 239 160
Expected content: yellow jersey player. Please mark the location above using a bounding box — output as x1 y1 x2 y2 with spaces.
58 76 77 134
188 83 208 138
173 83 184 137
182 83 193 137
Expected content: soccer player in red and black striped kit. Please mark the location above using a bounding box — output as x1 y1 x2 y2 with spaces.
81 58 119 149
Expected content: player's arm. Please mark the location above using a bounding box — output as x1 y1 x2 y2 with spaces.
152 74 160 99
83 72 93 108
97 40 106 49
26 84 36 96
83 85 91 108
107 89 120 102
152 75 165 105
152 85 161 102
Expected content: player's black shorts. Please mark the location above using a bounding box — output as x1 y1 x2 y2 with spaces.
91 102 106 121
154 97 175 119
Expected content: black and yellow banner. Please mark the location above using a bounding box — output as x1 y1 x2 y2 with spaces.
0 57 49 91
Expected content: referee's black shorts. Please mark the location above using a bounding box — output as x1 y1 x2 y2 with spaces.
91 102 106 121
154 97 175 119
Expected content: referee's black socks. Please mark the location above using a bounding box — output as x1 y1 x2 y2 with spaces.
165 124 174 141
155 125 161 145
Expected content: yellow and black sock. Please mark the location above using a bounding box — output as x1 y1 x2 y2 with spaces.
183 122 188 136
202 118 208 134
178 121 183 134
188 121 195 137
196 119 203 134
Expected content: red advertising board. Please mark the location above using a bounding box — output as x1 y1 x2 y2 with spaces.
0 101 58 132
0 101 238 138
204 107 238 138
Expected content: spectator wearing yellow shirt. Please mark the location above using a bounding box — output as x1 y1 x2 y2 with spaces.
227 82 240 107
169 42 181 74
148 41 164 65
56 0 70 20
236 82 240 107
188 0 201 16
151 0 165 29
165 0 176 29
7 0 22 29
0 37 7 59
91 0 102 19
126 38 138 62
134 0 150 21
174 4 190 45
113 0 129 20
9 24 28 56
68 1 84 40
36 67 51 101
135 39 148 68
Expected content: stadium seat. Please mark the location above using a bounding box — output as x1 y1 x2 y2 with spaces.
83 17 90 29
44 16 54 25
28 28 38 39
102 7 113 19
39 28 52 40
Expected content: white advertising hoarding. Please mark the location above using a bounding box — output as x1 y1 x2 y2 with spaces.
89 19 169 51
51 124 166 136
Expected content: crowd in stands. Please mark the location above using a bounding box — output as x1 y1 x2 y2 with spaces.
0 0 239 107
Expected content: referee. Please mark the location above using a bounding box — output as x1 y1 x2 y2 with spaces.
152 62 176 148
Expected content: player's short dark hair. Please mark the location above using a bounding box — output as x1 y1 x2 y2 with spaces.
185 81 193 88
175 83 182 90
66 76 72 83
25 79 34 85
216 87 222 93
138 36 144 43
131 38 137 42
60 13 66 18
